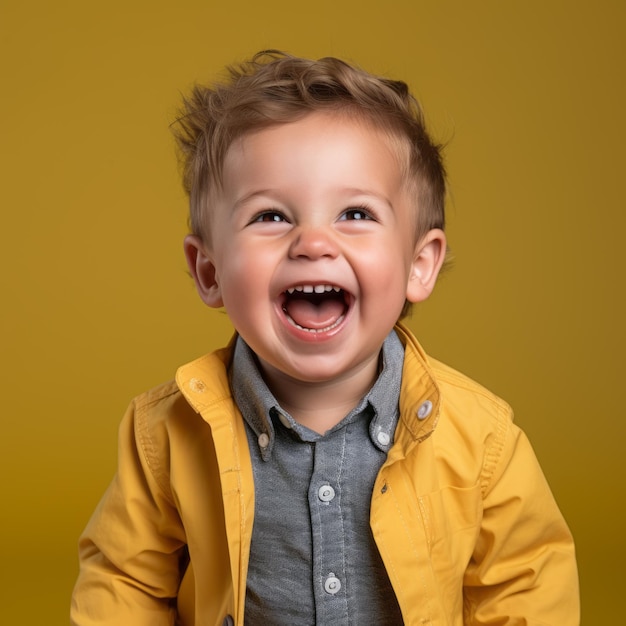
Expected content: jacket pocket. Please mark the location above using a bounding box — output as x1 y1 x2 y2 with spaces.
417 484 482 586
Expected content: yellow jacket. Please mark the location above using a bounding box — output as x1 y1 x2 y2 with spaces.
71 325 579 625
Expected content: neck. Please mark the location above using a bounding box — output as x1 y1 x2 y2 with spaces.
259 356 381 434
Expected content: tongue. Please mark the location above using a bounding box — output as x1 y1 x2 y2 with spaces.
285 297 345 330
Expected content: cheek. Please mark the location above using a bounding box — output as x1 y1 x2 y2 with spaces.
358 244 413 292
216 248 271 309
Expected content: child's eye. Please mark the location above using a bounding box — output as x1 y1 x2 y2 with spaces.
252 211 287 223
340 207 374 221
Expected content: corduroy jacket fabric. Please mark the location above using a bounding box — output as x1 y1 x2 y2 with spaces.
71 324 579 625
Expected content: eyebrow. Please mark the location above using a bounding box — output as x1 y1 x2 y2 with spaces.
341 187 395 208
232 189 278 210
232 187 395 211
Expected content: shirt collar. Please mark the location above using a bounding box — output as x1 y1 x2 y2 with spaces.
230 331 405 460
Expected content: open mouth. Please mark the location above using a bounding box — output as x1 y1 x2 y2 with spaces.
281 284 350 333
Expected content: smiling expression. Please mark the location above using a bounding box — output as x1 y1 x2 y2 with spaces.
186 111 445 393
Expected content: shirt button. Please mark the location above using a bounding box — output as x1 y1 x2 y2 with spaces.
324 574 342 595
278 412 292 429
318 485 336 502
377 431 391 446
258 433 270 449
417 400 433 419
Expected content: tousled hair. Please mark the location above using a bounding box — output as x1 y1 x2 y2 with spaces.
173 50 446 245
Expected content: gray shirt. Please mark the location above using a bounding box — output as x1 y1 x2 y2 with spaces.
230 331 405 625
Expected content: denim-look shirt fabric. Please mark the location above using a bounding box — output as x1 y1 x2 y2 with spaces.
231 331 405 624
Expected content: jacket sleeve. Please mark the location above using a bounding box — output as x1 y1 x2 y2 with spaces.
71 398 188 626
463 416 580 625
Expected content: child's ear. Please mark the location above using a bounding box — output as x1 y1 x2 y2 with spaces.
183 234 224 308
406 229 447 303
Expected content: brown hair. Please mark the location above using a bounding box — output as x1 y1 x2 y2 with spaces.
173 50 446 243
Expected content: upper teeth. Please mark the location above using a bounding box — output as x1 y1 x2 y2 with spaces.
286 285 342 294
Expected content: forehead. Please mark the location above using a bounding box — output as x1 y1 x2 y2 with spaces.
220 111 409 189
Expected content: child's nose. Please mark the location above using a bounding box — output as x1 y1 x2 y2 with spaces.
288 226 339 260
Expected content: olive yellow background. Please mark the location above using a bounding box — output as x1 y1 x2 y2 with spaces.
1 1 624 623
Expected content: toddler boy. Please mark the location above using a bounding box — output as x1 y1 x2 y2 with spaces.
71 51 579 625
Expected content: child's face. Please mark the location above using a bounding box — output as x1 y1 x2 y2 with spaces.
186 112 445 388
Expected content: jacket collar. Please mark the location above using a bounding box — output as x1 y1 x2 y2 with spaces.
175 340 236 413
393 322 441 447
